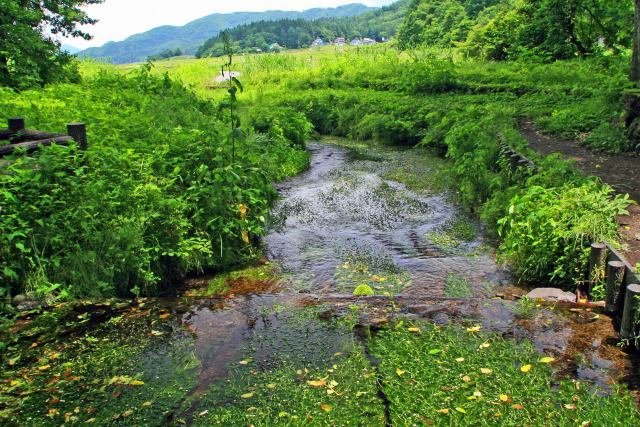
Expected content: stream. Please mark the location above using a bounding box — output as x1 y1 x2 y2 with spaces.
3 141 637 425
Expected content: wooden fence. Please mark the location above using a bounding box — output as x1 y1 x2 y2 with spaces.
0 118 87 158
587 242 640 340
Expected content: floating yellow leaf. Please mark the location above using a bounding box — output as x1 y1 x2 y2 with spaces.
521 364 532 373
540 357 555 364
241 393 254 399
467 326 481 333
480 368 493 375
396 368 406 377
307 380 327 387
321 404 332 412
462 375 471 382
499 395 510 402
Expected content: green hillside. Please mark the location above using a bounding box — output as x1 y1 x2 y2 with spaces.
79 4 376 64
197 1 409 57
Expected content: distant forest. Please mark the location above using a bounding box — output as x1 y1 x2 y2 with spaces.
196 1 408 57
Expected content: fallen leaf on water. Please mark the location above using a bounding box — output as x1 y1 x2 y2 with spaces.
480 368 493 375
539 357 555 364
307 380 327 387
462 375 471 382
436 409 450 414
241 393 254 399
321 404 332 412
521 365 532 373
396 369 406 377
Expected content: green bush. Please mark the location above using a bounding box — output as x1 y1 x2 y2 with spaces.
0 68 308 300
498 182 630 287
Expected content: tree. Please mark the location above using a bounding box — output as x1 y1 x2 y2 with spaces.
0 0 103 89
632 0 640 84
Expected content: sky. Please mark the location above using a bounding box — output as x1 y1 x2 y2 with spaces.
63 0 396 50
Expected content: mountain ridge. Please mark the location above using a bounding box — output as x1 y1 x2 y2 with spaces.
79 3 376 64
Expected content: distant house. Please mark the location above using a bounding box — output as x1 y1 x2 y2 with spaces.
362 38 376 46
350 39 362 46
334 37 346 46
269 43 284 52
311 38 325 47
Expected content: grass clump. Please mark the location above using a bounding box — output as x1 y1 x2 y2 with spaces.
353 284 375 296
370 323 640 426
444 273 473 298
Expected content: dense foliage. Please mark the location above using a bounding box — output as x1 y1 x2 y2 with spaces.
0 66 309 301
147 48 183 62
196 2 408 57
0 0 102 89
398 0 634 61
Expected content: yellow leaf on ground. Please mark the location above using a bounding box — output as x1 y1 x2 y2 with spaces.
321 404 332 412
266 383 276 389
467 326 481 333
540 357 555 364
480 368 493 375
462 375 471 382
521 364 532 373
396 369 406 377
456 407 467 414
479 343 490 349
159 314 170 320
499 395 510 402
239 359 252 365
241 393 254 399
38 365 51 371
408 327 421 333
455 358 465 362
307 380 327 387
512 404 524 410
436 409 450 414
563 404 577 410
130 380 145 386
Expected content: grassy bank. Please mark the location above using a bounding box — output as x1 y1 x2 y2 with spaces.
0 65 310 303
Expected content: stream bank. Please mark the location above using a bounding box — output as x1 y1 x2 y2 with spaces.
1 139 639 426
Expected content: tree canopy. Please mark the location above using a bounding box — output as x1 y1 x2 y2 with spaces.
0 0 103 89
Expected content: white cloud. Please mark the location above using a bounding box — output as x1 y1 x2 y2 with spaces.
63 0 396 49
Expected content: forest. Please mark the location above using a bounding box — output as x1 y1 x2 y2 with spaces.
2 0 640 425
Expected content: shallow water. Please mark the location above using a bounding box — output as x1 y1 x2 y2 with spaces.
265 142 507 296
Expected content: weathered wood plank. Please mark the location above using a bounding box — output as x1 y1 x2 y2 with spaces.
0 136 73 157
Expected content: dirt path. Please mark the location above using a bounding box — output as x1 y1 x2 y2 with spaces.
520 121 640 266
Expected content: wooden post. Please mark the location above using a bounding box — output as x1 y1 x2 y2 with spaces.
67 123 87 150
620 284 640 340
605 261 626 314
584 243 608 299
8 118 25 133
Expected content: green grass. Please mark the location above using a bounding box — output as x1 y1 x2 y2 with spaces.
370 323 640 426
444 273 474 298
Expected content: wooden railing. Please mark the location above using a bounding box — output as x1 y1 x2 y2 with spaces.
587 242 640 340
0 118 87 158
